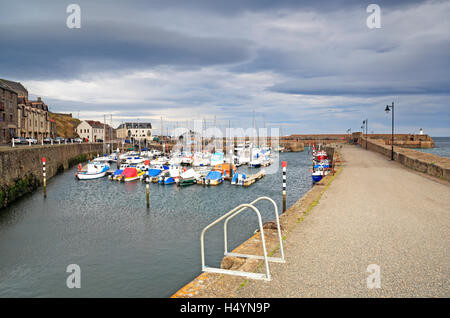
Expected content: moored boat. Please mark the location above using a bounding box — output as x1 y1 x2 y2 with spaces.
178 168 198 186
76 162 109 180
109 168 124 180
205 170 223 186
120 167 145 182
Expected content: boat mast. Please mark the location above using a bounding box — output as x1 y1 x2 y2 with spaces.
103 114 106 155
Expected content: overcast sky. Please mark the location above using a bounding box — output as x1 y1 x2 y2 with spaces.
1 0 449 135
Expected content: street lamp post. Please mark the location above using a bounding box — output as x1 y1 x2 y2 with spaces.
385 102 394 160
362 119 368 150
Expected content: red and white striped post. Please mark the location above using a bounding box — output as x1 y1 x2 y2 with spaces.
282 161 287 212
42 157 47 198
145 159 150 208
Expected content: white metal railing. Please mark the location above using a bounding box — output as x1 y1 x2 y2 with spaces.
224 197 285 263
200 197 285 281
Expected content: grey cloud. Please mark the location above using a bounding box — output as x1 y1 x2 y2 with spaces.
0 21 252 80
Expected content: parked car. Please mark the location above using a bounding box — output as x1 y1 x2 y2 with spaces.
73 138 82 143
13 136 28 145
43 137 52 144
25 137 38 144
96 139 104 143
54 137 65 144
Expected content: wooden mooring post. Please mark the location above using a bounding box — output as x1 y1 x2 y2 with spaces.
146 184 150 208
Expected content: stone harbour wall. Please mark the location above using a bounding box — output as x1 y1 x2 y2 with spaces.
0 143 104 208
361 139 450 181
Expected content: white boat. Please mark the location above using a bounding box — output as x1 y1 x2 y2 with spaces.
193 152 210 167
235 147 251 165
76 163 109 180
93 156 110 165
181 154 193 166
125 156 145 165
169 156 182 165
249 158 262 168
151 156 169 165
119 151 139 161
210 152 224 166
249 147 263 168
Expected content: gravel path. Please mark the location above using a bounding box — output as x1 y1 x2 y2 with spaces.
236 145 450 297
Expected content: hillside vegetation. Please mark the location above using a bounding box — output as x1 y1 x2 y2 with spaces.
49 112 80 138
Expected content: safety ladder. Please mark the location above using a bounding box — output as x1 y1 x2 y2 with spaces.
200 196 285 281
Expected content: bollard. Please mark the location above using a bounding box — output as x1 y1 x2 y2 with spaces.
42 157 47 198
282 161 287 212
146 184 150 208
12 138 15 147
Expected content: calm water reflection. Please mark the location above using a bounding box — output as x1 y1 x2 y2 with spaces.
0 152 312 297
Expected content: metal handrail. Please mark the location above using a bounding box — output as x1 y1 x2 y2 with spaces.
200 203 271 281
223 196 285 263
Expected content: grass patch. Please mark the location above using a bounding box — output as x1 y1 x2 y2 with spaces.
238 279 248 291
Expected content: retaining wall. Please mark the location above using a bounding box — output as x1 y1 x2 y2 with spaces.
0 143 104 208
361 139 450 181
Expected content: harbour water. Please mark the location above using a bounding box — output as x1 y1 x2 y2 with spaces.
414 137 450 158
0 152 312 297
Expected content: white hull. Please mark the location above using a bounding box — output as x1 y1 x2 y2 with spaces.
76 171 107 180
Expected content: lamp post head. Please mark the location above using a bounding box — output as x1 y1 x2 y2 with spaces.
385 105 390 114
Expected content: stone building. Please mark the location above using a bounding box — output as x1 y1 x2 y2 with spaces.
76 120 114 142
0 79 51 142
17 97 51 140
0 81 18 144
116 122 152 143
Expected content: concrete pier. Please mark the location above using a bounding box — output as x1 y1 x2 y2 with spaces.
173 144 449 297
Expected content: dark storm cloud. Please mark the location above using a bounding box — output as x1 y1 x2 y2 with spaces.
1 0 449 135
0 21 252 80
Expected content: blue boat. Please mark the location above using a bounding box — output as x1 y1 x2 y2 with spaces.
311 172 323 182
109 169 123 180
158 171 176 185
231 173 246 185
164 177 176 185
143 168 161 183
205 170 223 185
147 169 161 177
